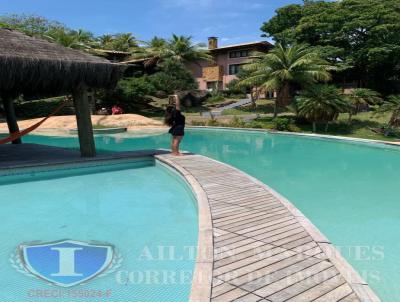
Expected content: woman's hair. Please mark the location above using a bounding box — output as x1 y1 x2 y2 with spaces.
168 95 177 105
164 105 175 126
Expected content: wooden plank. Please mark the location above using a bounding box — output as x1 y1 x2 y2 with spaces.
252 260 333 297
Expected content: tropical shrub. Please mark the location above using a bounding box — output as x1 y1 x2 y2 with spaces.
272 118 291 131
206 94 225 104
375 95 400 134
296 85 350 132
15 97 66 118
346 88 382 123
225 79 247 98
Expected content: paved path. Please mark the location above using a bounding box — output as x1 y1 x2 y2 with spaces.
157 154 380 302
202 98 252 117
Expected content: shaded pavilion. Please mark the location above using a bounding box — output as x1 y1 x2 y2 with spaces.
0 28 125 157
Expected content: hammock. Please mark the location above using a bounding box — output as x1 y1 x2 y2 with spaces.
0 100 69 145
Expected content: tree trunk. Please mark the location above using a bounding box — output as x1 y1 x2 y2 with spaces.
325 122 329 132
2 95 21 144
73 85 96 157
312 122 317 133
250 89 256 110
273 99 278 118
277 82 292 107
348 113 353 125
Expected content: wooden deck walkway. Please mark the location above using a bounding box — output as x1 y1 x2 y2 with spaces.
157 154 380 302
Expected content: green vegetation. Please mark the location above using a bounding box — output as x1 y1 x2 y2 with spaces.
295 85 350 132
375 95 400 135
136 34 211 64
2 8 400 143
15 97 66 118
190 111 398 142
346 88 383 124
261 0 400 95
206 94 225 104
237 44 333 117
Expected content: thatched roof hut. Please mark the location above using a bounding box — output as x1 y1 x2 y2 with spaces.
0 28 125 156
0 28 124 98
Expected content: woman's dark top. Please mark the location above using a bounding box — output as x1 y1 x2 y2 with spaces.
169 109 186 136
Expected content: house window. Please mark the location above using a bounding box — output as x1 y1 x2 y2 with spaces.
229 64 244 75
229 50 250 58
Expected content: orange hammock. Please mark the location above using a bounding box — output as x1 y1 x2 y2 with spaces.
0 100 69 145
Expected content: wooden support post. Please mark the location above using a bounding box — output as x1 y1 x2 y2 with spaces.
2 95 21 144
73 85 96 157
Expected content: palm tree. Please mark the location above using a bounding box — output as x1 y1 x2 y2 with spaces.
239 43 333 117
45 28 94 49
296 85 350 132
98 34 114 49
346 88 382 124
110 33 138 52
138 36 170 66
135 34 211 66
376 95 400 134
168 34 211 63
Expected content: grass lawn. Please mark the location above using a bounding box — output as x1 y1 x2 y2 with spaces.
139 97 399 142
222 99 286 115
249 111 397 141
92 124 120 129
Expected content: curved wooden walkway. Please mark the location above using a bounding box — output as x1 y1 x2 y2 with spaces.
157 154 380 302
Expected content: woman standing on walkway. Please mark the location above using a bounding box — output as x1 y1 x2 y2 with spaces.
164 94 185 156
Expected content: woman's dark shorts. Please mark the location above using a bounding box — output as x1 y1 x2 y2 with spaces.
169 125 185 136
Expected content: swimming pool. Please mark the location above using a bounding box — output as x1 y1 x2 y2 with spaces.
22 128 400 301
0 160 198 302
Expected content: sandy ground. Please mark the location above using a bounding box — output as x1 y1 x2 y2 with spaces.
0 114 165 134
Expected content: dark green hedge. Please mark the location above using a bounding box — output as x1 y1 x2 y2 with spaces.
15 98 66 118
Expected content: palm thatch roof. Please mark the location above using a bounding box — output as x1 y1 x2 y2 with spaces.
0 28 125 98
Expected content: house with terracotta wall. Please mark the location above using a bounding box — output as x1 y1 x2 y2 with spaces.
185 37 272 91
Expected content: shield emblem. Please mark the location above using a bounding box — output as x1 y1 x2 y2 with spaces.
19 240 114 287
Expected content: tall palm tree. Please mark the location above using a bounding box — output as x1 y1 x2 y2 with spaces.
296 85 350 132
376 95 400 132
346 88 382 124
168 34 211 63
110 33 138 52
239 43 333 117
98 34 114 49
138 36 170 66
135 34 211 66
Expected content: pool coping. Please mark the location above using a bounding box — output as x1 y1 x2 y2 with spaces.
155 155 214 302
156 154 381 302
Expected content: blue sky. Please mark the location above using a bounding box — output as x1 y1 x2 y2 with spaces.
0 0 302 46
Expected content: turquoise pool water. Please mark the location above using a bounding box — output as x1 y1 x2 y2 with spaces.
22 129 400 301
0 160 198 302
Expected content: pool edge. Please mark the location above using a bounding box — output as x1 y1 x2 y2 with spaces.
155 155 214 302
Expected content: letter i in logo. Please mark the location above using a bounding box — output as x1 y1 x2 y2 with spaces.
51 247 83 277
